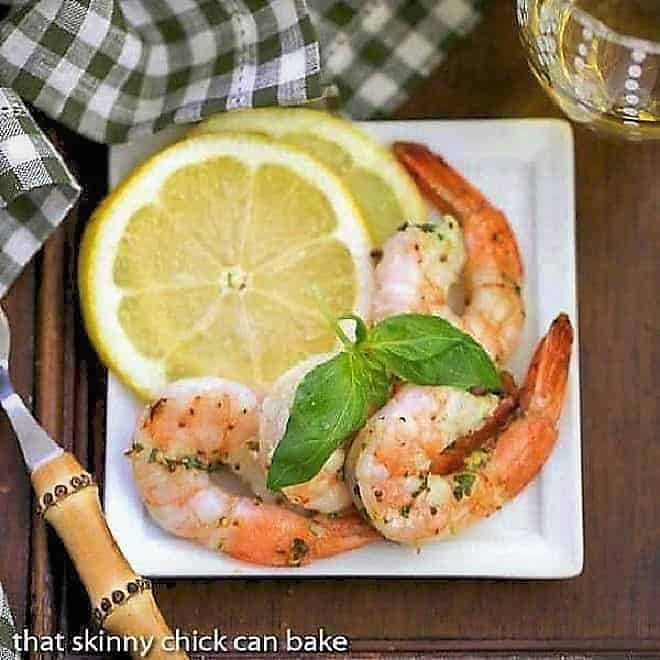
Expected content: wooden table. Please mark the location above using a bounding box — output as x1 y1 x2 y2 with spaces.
1 1 658 657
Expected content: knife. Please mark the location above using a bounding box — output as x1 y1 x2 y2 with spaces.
0 307 187 659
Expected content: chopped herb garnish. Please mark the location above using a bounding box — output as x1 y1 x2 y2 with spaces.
453 472 476 501
411 473 429 498
131 449 222 473
149 398 167 420
465 449 490 471
124 442 144 457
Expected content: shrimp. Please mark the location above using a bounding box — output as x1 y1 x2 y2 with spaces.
373 142 525 365
260 354 352 513
431 370 517 475
347 314 572 544
129 377 377 566
371 216 465 324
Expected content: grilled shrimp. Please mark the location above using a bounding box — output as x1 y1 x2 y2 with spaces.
129 378 377 566
347 314 572 544
372 215 465 324
373 143 525 365
260 354 353 513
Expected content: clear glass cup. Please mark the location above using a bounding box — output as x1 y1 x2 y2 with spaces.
517 0 660 140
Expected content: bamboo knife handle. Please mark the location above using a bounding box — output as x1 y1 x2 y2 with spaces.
32 452 187 659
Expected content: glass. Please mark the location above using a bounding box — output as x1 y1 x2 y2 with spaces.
517 0 660 140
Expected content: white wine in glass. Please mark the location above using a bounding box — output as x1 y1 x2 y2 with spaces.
517 0 660 139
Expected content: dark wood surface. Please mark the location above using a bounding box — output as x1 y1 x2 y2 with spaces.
0 1 658 657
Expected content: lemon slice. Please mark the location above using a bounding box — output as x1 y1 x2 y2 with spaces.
80 134 373 399
191 108 426 245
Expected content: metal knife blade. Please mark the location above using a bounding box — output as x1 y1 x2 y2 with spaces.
0 307 62 472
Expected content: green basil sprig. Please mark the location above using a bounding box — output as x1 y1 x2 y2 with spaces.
364 314 501 390
266 313 500 491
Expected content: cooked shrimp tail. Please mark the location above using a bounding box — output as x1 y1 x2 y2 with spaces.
491 313 573 497
216 502 378 567
519 313 573 422
392 142 486 217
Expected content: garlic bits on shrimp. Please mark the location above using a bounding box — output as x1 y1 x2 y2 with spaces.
128 377 377 566
346 315 573 545
376 142 526 365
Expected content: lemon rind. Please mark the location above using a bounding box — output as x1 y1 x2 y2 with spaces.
80 133 374 400
190 108 427 240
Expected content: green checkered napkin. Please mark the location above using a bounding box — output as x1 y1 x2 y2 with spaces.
311 0 487 118
0 584 18 660
0 0 322 143
0 88 79 296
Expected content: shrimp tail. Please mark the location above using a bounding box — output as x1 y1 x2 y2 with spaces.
308 512 380 560
393 141 488 217
490 314 573 497
519 313 574 422
393 141 523 282
222 503 377 567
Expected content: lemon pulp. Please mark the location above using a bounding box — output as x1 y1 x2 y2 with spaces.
80 135 373 398
192 108 427 245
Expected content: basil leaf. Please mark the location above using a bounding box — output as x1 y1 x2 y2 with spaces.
267 351 388 490
365 313 501 391
361 352 391 411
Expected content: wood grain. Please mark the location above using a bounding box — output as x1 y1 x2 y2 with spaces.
0 0 657 657
0 6 34 623
31 222 66 660
0 1 33 630
0 266 35 632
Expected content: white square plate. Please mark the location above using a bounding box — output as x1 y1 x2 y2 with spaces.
105 119 583 578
